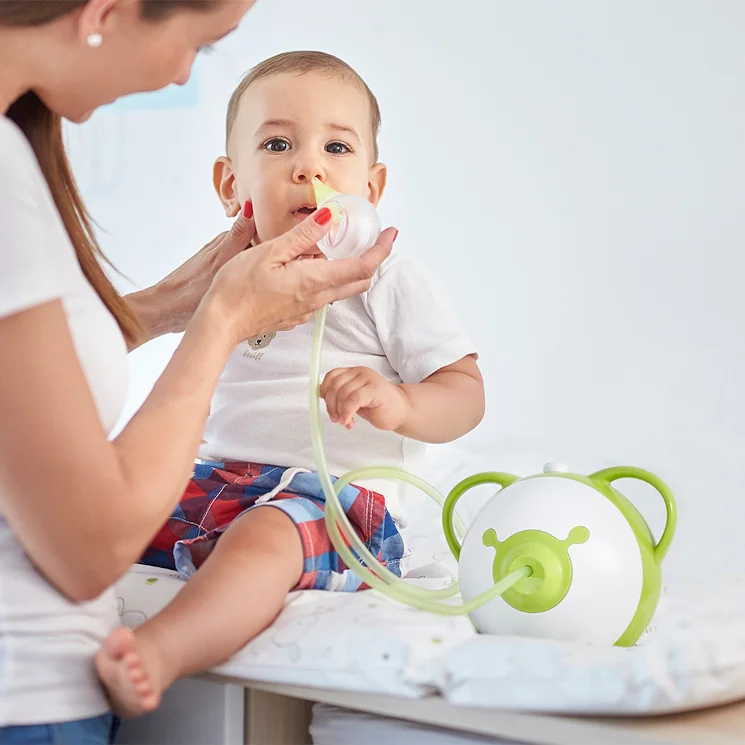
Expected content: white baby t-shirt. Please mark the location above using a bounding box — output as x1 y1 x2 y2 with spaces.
199 253 477 525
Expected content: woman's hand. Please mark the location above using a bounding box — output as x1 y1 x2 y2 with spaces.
126 205 257 349
204 208 397 347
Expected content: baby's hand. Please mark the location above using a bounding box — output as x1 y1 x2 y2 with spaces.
320 367 409 431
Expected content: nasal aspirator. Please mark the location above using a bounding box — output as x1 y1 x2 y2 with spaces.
308 180 677 646
311 177 382 259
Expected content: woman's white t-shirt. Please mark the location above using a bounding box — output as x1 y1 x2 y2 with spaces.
0 117 129 725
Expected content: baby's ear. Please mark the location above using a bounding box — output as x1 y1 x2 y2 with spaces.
213 156 241 217
367 163 387 207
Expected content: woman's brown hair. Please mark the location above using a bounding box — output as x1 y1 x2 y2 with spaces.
1 1 211 345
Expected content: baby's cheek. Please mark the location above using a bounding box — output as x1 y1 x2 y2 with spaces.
253 201 292 240
247 178 289 241
251 210 278 244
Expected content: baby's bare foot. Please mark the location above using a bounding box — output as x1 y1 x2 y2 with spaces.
95 627 160 718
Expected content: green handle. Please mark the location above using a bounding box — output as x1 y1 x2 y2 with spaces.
590 466 677 564
443 472 519 560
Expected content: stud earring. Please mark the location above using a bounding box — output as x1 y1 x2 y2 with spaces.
87 33 103 48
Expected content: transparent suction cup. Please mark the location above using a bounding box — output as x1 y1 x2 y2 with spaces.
313 187 382 260
318 195 382 259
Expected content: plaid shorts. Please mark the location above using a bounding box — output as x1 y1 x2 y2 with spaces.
140 462 404 592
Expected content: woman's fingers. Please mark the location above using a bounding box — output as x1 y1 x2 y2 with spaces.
290 228 396 309
321 227 397 286
268 221 397 326
215 208 257 260
275 311 313 332
269 208 333 263
207 214 396 347
359 226 397 270
313 280 373 309
296 226 397 301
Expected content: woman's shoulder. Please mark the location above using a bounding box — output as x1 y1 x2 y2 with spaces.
0 116 58 220
0 116 36 166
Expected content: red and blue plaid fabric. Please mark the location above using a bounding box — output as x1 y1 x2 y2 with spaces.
140 461 404 592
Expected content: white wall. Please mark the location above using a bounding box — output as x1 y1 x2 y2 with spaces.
66 0 745 582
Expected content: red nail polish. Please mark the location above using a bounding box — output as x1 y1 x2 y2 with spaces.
314 207 332 226
393 229 399 244
243 201 253 219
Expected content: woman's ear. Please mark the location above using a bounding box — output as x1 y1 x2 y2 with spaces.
213 156 241 217
77 0 120 43
367 163 387 207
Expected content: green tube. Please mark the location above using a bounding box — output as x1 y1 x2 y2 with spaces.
310 306 530 614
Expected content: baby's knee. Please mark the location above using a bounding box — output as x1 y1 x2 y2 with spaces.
226 507 303 571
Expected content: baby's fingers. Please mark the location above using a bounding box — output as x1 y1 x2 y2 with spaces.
336 379 372 427
321 370 354 423
320 368 348 399
320 369 358 421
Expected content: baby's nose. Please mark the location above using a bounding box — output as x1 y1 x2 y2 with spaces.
293 160 326 184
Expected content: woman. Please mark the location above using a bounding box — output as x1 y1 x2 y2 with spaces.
0 1 397 742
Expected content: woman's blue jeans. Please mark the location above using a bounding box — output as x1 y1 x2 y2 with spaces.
0 715 119 745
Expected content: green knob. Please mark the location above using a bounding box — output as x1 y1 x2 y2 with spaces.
483 526 589 613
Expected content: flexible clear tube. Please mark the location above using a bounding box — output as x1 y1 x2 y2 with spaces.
309 305 531 614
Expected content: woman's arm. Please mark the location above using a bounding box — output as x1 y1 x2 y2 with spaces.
0 299 232 602
125 215 258 351
0 215 396 603
125 283 172 350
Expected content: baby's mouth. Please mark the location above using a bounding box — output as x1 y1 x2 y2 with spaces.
292 205 316 220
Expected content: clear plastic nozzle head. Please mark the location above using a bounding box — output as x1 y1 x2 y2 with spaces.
311 177 382 260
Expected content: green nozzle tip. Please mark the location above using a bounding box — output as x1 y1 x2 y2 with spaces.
312 177 340 208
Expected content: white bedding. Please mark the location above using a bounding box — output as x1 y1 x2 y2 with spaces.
115 445 745 717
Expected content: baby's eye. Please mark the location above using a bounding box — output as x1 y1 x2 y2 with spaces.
326 141 351 155
263 138 291 153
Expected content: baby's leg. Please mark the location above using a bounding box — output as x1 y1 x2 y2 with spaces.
96 506 303 717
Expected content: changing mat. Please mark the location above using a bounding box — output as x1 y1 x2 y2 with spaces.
115 448 745 717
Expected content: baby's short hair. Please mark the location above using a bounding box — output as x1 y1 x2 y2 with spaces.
225 50 381 162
